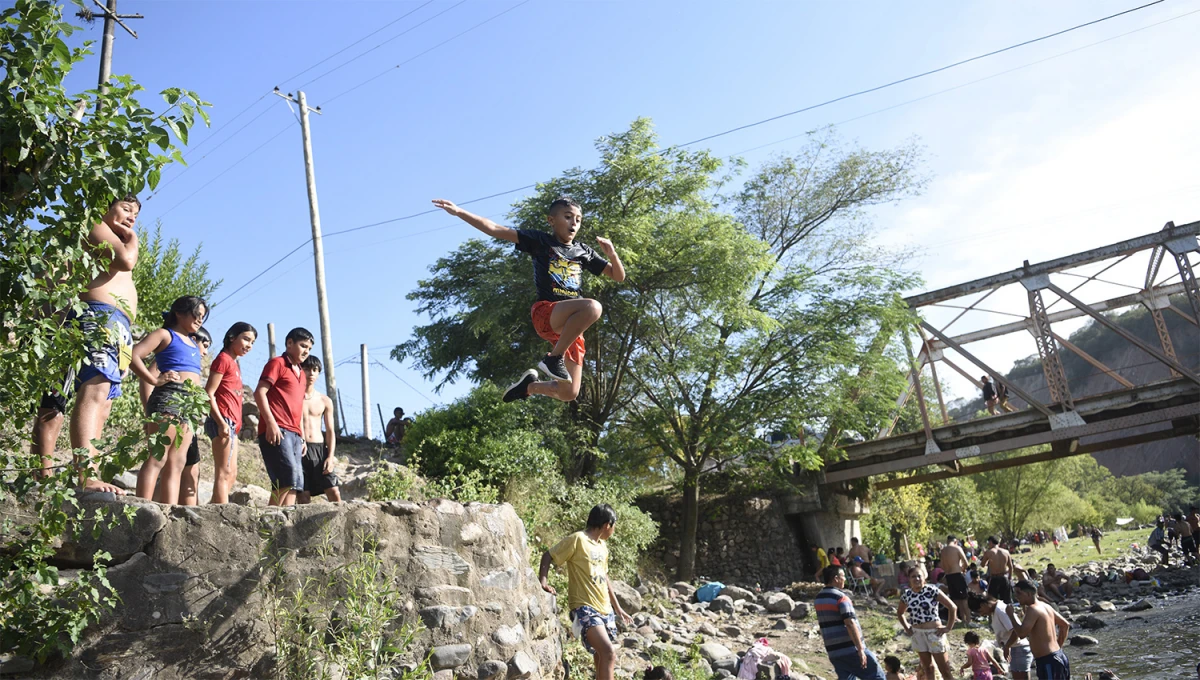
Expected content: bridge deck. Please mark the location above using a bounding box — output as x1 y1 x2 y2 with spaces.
823 377 1200 483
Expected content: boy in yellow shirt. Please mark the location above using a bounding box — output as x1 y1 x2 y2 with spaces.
539 504 633 680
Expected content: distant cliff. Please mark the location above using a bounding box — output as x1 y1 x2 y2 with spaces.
948 296 1199 480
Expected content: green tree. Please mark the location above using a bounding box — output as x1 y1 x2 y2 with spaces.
131 221 221 337
0 0 207 660
396 118 736 481
625 135 924 580
861 484 931 559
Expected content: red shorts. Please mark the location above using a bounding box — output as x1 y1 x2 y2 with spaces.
531 301 585 365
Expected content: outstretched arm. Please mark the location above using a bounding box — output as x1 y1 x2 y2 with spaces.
595 237 625 282
432 199 518 243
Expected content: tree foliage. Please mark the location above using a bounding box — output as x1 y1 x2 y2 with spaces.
0 0 208 660
131 221 221 337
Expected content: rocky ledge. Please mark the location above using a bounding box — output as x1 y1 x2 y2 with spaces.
12 494 563 680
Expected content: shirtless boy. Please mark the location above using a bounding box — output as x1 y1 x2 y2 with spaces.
1006 579 1070 679
298 356 339 503
980 535 1014 603
940 535 971 621
32 195 140 494
432 197 625 403
1041 564 1073 601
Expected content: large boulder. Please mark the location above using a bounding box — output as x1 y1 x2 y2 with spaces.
1069 635 1099 646
765 592 795 613
789 602 812 620
612 580 644 614
30 496 563 679
671 582 697 598
709 595 736 614
698 642 735 663
722 585 756 602
1124 598 1154 612
1075 615 1106 630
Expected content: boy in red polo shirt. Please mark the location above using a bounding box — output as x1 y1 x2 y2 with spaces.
431 196 625 403
254 327 313 506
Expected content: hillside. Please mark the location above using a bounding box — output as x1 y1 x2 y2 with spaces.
947 295 1199 480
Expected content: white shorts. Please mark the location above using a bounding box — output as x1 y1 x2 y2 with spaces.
910 628 948 654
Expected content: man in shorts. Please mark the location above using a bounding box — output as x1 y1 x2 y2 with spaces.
940 535 971 621
432 196 625 403
980 376 999 415
539 504 633 680
297 356 339 503
32 195 141 494
980 535 1014 603
1006 580 1070 679
254 327 313 506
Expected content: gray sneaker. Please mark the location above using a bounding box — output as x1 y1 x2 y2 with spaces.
537 354 571 382
503 369 539 402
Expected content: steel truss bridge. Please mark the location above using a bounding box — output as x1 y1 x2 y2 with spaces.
823 221 1200 488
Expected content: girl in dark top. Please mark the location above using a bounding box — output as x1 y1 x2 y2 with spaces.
130 296 207 503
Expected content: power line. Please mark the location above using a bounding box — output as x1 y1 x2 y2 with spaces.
297 0 468 90
146 104 277 200
211 1 1180 312
371 358 438 405
278 0 439 85
154 120 295 221
325 0 532 104
725 6 1200 159
667 0 1168 151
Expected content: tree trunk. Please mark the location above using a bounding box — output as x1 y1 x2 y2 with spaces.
676 468 701 582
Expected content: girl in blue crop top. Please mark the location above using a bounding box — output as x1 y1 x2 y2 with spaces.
129 295 209 504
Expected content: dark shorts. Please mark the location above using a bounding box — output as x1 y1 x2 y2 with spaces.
147 382 193 420
569 605 616 655
945 572 968 600
1183 535 1197 554
301 442 339 494
259 430 305 490
829 649 886 680
38 301 133 413
204 415 238 439
1034 649 1070 679
988 574 1012 603
185 436 200 466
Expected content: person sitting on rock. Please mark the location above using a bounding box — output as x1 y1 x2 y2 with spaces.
1041 564 1072 601
539 504 633 680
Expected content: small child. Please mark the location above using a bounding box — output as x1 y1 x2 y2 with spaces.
883 655 917 680
960 631 992 680
205 321 256 504
130 296 208 503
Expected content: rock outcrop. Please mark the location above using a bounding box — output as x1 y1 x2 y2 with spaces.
31 494 563 679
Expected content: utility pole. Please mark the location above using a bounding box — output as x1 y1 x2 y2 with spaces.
77 0 143 110
267 323 276 358
361 345 372 439
273 88 341 434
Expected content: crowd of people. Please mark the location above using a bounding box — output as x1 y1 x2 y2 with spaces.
30 195 340 507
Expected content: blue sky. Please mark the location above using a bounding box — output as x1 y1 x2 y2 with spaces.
56 1 1200 433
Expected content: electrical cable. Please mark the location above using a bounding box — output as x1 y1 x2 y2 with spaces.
666 0 1169 151
154 121 296 221
297 0 469 90
371 358 438 405
146 104 277 200
278 0 439 85
210 1 1183 312
324 0 532 104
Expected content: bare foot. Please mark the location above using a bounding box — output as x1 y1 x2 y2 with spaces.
81 477 126 495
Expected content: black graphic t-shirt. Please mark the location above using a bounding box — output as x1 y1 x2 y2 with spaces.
515 229 609 302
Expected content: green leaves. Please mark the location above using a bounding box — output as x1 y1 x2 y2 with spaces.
0 0 210 661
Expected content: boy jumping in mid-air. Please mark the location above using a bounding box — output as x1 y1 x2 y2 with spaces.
432 197 625 402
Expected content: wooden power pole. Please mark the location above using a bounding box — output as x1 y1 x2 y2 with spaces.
361 345 371 439
274 88 340 434
77 0 143 110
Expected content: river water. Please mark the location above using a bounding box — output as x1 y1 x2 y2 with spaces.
1063 590 1200 678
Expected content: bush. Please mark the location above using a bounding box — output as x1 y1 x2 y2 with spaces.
365 463 420 502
